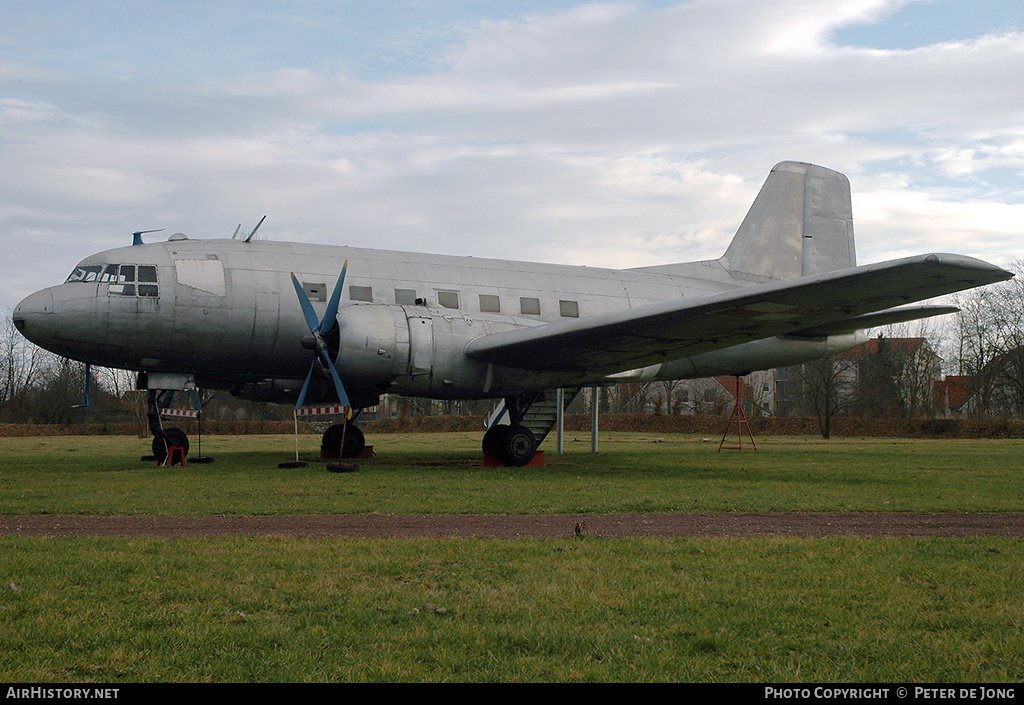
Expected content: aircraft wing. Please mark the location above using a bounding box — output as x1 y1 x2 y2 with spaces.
464 253 1011 374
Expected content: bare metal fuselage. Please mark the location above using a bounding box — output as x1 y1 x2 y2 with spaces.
14 237 862 407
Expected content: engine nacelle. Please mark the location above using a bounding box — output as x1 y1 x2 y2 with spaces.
333 303 406 389
334 303 549 398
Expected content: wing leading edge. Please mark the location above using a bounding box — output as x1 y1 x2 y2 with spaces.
464 253 1011 375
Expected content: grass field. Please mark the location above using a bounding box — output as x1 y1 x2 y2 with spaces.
2 432 1023 515
2 432 1023 682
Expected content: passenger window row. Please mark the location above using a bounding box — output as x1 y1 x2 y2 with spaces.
350 286 580 317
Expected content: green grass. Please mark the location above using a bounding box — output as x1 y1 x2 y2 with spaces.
2 432 1023 515
3 535 1022 682
2 432 1023 682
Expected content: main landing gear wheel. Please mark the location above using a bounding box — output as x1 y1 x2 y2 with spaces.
498 424 536 467
482 424 509 453
153 427 189 465
321 424 366 459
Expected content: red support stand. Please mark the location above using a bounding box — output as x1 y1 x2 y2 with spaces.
162 446 187 467
719 375 757 452
483 451 545 467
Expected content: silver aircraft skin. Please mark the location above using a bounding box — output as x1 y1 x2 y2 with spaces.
13 161 1014 465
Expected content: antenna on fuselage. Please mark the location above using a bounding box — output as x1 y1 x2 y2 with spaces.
244 215 267 242
231 224 241 239
132 229 165 246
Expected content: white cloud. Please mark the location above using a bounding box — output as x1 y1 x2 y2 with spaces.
2 0 1024 308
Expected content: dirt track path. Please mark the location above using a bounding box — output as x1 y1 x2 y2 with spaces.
2 512 1022 538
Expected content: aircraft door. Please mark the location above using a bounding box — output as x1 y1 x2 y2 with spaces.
406 311 433 377
251 289 281 361
390 306 434 396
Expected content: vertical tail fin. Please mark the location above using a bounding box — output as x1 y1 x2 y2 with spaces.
720 161 856 282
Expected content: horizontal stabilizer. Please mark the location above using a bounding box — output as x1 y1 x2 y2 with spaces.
788 305 960 337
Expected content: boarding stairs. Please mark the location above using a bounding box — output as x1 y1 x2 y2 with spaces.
485 387 581 447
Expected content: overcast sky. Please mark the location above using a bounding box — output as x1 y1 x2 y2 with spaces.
3 0 1024 306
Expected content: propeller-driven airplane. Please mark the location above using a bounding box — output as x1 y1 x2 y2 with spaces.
13 161 1013 466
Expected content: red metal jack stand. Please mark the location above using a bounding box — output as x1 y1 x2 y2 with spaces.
162 445 187 467
718 375 757 452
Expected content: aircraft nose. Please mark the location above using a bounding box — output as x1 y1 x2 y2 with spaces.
12 288 55 343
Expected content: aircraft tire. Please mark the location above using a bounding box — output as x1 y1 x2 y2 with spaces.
152 428 189 465
341 425 365 459
321 424 344 458
499 424 536 467
482 424 510 453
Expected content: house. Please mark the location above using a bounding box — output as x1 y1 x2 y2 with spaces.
933 375 983 418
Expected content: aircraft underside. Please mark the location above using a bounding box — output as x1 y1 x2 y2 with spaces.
139 329 870 467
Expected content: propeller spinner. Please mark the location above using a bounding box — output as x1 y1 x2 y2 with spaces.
290 261 351 414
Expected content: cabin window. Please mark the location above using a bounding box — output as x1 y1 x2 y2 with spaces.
559 300 579 318
350 285 373 302
479 294 500 313
437 291 460 309
520 297 541 315
395 288 417 306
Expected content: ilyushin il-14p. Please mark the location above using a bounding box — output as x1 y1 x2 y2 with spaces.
13 162 1013 466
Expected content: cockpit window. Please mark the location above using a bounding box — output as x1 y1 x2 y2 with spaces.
66 264 103 283
136 266 158 296
100 264 119 283
68 263 159 298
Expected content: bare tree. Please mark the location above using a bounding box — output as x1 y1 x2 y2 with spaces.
944 260 1024 417
779 356 856 438
947 287 1003 417
1 313 43 421
853 332 941 419
31 356 88 424
987 260 1024 416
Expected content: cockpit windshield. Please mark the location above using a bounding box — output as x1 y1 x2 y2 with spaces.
66 264 104 283
65 263 159 297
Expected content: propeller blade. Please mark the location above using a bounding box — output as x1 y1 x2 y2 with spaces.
291 273 321 333
295 362 316 410
291 262 352 414
320 350 352 410
321 260 348 334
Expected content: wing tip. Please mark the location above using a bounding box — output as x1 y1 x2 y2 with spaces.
919 253 1014 283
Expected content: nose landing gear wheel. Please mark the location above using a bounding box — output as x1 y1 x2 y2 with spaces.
153 427 189 465
321 423 366 459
